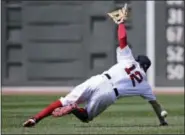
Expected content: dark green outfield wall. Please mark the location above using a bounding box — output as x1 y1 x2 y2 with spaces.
1 0 184 87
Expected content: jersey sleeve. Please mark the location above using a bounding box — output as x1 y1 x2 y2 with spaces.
116 23 135 63
116 46 135 63
118 23 127 49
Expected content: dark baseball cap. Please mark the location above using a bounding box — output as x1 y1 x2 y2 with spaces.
135 55 151 72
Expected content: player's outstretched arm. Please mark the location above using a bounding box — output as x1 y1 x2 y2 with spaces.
149 100 168 126
107 3 128 49
118 23 128 49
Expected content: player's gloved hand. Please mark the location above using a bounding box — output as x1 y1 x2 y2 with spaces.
107 3 129 24
159 110 168 126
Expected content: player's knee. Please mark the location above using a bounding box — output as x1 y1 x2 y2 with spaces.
59 96 69 106
59 96 78 107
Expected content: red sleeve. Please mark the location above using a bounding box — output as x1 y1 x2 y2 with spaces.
118 23 127 49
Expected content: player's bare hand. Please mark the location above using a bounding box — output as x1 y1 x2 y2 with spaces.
107 3 129 24
159 121 168 126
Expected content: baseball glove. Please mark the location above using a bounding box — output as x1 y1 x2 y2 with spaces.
107 3 129 24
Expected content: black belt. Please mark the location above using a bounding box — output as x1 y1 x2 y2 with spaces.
104 73 111 79
104 73 119 97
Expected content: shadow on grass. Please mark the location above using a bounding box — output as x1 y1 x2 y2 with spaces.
74 123 176 128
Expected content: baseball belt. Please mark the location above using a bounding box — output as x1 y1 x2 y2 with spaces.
104 73 119 97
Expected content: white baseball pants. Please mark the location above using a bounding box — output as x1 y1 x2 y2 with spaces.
59 74 117 121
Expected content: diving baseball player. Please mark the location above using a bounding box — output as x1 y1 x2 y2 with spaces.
23 4 168 127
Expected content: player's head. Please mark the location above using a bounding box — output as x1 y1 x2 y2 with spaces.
135 55 151 72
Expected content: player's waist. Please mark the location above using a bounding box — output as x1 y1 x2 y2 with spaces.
104 73 119 97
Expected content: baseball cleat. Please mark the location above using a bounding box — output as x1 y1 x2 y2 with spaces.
23 118 36 127
52 103 77 117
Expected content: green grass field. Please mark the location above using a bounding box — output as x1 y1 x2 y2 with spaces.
2 94 184 134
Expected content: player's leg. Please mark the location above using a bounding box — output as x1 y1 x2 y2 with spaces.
51 75 111 122
51 75 104 119
52 103 89 123
60 90 112 123
23 100 62 127
23 80 91 127
52 103 78 117
85 89 117 122
68 97 114 123
53 84 117 123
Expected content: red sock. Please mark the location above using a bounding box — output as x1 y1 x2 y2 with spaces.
34 100 62 122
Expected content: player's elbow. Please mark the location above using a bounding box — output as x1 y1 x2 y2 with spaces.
119 37 127 49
